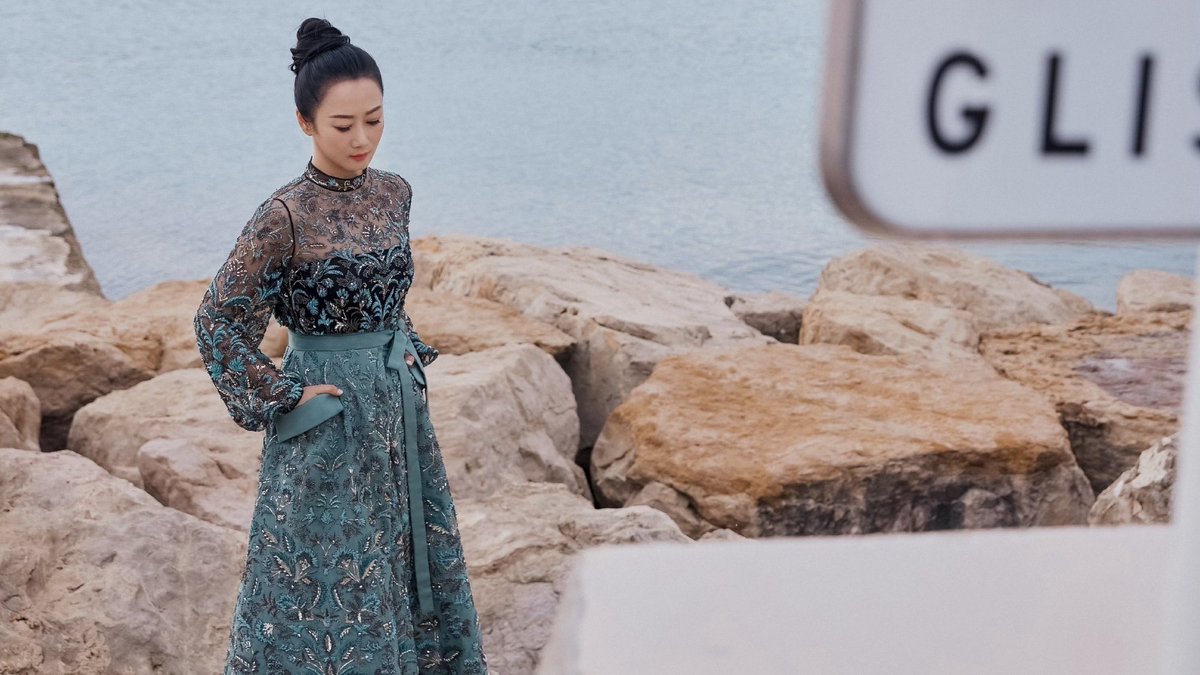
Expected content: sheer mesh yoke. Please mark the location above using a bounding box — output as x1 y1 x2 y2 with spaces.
194 159 440 432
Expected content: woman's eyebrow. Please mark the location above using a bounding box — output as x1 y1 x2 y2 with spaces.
329 105 383 119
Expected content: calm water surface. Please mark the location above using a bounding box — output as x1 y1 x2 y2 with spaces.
0 1 1191 310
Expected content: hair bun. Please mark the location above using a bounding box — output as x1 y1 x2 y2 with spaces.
290 18 352 74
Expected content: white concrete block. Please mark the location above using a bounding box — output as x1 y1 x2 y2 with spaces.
538 525 1170 675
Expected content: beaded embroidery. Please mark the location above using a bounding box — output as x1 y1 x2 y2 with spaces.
303 157 368 192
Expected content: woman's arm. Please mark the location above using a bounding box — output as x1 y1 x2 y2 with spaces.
400 298 439 367
194 197 305 431
397 175 439 367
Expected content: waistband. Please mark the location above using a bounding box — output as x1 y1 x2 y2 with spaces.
287 328 398 351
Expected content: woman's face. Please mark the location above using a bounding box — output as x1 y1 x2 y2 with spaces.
297 77 384 178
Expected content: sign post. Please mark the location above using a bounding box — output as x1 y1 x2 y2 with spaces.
820 2 1200 671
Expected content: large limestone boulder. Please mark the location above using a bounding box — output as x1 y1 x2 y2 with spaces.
137 438 255 531
0 376 39 452
413 235 770 447
1116 269 1194 315
406 288 575 359
0 278 214 452
0 132 102 294
815 243 1097 333
69 368 262 513
457 481 690 675
591 342 1094 537
799 289 983 365
429 344 587 500
0 324 155 453
980 311 1185 492
112 279 211 372
724 291 807 344
0 273 292 451
1089 433 1177 525
0 447 245 674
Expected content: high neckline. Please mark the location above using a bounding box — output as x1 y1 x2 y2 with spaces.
304 158 368 192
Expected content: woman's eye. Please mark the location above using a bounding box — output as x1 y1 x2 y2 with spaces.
335 126 351 132
368 120 382 126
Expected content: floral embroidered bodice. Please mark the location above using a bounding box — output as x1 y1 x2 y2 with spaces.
194 158 439 432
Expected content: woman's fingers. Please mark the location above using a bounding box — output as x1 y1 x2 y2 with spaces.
298 383 343 406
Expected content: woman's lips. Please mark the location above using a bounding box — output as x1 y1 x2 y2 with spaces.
350 152 368 161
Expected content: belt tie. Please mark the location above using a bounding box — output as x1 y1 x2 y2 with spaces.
285 327 433 615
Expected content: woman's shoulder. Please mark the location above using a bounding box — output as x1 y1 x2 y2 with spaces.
265 174 309 204
369 167 412 199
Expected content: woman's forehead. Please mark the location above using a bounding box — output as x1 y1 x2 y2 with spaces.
318 78 383 116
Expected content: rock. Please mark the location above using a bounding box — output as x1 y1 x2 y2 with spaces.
429 344 588 500
0 327 155 453
799 289 982 364
406 288 575 359
413 235 770 447
456 481 689 675
815 243 1098 333
111 279 212 371
696 528 747 541
980 311 1185 492
0 281 98 321
254 316 290 359
0 278 216 452
0 376 39 452
626 481 716 539
0 132 102 295
69 368 262 507
1089 434 1177 525
138 438 253 531
0 447 245 674
591 342 1094 537
724 291 807 343
1117 269 1194 315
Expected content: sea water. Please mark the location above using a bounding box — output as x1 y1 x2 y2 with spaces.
0 0 1191 309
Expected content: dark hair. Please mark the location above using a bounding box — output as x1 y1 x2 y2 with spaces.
289 18 383 122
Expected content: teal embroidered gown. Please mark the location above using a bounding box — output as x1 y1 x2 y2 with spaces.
194 159 489 674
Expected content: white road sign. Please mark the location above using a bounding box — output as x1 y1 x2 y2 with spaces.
820 0 1200 239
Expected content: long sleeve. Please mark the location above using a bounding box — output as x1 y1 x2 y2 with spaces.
399 238 439 368
397 177 439 368
194 197 304 431
401 301 439 367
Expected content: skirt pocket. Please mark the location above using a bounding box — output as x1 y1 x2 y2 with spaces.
274 393 345 442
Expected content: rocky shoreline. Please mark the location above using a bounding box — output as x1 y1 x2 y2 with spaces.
0 131 1190 673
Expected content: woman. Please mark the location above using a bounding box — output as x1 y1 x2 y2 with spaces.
194 17 489 674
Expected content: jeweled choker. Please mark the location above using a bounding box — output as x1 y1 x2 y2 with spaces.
304 158 367 192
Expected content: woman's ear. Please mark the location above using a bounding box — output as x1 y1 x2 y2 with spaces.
296 110 314 136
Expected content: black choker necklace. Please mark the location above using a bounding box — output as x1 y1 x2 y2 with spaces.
304 159 367 192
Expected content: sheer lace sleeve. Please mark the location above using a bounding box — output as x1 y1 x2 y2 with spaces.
400 244 439 366
194 197 305 431
401 298 439 367
398 180 438 368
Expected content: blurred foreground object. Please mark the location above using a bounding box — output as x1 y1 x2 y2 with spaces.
820 0 1200 240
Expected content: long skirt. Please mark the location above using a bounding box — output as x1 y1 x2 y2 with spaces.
223 328 490 675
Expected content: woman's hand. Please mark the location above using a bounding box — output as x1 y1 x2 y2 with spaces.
405 352 416 366
298 383 343 406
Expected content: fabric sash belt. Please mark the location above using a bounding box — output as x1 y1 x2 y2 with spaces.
284 327 433 615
